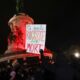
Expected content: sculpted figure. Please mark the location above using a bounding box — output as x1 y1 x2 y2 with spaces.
5 13 34 53
4 13 53 60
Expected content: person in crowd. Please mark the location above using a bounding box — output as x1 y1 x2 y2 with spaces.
10 68 16 80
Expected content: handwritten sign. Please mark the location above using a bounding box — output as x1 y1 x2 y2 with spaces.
25 24 46 54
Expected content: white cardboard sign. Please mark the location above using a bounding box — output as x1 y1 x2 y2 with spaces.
25 24 46 54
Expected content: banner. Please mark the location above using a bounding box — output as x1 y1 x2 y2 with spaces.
25 24 46 54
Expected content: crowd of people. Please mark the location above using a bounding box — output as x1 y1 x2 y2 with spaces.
0 50 80 80
0 56 54 80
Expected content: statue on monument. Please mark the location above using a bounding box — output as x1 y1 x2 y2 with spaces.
4 0 53 60
5 13 34 54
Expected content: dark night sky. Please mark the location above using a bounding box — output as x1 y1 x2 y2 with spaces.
0 0 80 53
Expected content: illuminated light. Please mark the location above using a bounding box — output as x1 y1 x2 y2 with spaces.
74 52 80 58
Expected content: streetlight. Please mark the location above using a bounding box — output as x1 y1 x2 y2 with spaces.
74 52 80 58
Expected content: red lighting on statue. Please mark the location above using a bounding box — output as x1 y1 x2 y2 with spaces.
4 13 53 59
5 13 34 53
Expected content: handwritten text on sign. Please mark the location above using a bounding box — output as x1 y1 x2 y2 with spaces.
25 24 46 54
